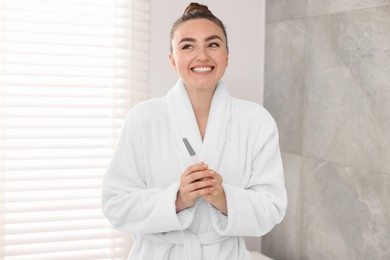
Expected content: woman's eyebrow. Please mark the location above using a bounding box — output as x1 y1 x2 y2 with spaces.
178 35 223 45
178 37 196 44
205 35 223 42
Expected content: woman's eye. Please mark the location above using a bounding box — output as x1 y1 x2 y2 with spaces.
182 44 193 50
209 42 220 48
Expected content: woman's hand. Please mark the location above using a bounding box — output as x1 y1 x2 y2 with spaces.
201 170 227 215
176 163 213 212
176 163 227 215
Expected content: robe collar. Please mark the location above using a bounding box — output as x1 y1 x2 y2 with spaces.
166 79 231 171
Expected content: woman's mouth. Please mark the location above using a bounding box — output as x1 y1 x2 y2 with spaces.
191 66 214 72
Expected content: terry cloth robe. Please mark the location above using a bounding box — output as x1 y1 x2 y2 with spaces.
102 79 287 260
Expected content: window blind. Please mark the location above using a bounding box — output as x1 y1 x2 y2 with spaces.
0 0 150 259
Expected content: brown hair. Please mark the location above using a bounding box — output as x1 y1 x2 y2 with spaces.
170 3 228 52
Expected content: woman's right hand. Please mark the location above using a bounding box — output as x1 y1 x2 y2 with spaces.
176 163 216 212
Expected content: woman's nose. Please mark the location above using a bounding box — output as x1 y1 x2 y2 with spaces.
196 48 210 61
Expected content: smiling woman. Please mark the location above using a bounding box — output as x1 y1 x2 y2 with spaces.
0 0 150 259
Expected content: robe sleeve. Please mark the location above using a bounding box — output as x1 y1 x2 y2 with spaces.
101 112 196 234
209 112 287 237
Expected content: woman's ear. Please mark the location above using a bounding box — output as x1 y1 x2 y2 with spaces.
168 52 177 71
226 51 229 66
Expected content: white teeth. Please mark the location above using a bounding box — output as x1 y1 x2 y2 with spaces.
192 67 212 72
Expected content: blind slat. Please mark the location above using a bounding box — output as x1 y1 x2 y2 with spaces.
5 239 118 256
2 1 129 16
5 199 101 213
4 219 110 234
4 249 129 260
5 131 121 139
4 190 102 203
3 65 131 77
3 54 129 66
5 170 105 181
3 179 104 188
6 209 104 224
5 229 121 244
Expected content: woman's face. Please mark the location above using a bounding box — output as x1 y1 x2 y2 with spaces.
169 18 229 92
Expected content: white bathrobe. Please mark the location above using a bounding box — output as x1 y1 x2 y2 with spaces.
102 80 287 260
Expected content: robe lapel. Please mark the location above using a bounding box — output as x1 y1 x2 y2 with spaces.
166 79 231 171
166 80 203 167
200 81 231 171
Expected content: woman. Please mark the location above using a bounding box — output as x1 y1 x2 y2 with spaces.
102 3 287 260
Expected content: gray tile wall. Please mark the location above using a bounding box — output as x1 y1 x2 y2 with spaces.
262 1 390 259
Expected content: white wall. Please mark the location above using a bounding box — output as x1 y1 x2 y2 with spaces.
148 0 265 105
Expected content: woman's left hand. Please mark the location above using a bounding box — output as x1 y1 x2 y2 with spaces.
202 170 228 215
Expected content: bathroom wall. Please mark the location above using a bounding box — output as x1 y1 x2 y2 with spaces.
261 1 390 259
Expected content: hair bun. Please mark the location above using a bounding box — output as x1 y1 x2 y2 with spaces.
184 2 212 15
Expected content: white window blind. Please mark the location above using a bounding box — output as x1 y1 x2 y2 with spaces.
0 0 150 259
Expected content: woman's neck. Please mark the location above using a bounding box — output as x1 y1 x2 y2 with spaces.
186 87 215 140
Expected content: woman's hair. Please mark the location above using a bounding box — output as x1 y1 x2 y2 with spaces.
170 2 228 52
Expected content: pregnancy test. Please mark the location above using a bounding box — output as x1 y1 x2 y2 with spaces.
182 137 201 164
